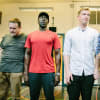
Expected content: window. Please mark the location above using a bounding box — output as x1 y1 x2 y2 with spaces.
0 12 2 24
89 11 96 24
89 8 100 24
97 11 100 24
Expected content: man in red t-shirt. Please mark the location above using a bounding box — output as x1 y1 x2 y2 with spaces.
24 12 61 100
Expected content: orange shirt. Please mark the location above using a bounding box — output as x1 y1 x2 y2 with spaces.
25 30 61 73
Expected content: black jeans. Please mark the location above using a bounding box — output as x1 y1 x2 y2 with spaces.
29 73 55 100
67 74 94 100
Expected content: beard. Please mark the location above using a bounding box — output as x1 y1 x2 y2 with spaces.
39 24 47 29
10 32 16 37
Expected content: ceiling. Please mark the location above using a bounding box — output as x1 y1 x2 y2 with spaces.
0 0 70 3
0 0 100 4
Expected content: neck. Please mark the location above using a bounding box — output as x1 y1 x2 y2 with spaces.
39 27 47 31
79 23 87 30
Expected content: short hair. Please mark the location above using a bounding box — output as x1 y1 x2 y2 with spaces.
78 8 90 16
9 18 21 28
38 12 49 22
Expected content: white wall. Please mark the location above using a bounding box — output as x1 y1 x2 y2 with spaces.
0 2 100 38
0 2 74 37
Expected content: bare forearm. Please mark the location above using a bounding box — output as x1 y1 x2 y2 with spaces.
64 55 73 84
24 48 31 73
64 55 70 73
95 54 100 70
55 49 61 73
94 54 100 79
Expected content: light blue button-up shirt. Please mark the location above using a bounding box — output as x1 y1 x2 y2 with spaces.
96 34 100 55
63 26 99 76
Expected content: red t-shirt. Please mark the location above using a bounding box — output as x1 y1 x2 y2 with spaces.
25 30 61 73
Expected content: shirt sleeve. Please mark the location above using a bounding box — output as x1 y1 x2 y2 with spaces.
0 36 5 49
24 34 31 48
63 31 72 56
53 33 61 49
96 33 100 55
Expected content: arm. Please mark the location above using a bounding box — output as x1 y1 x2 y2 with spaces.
24 48 31 83
0 37 5 57
95 54 100 80
54 48 61 86
94 32 99 80
0 47 3 52
64 55 73 85
63 31 73 85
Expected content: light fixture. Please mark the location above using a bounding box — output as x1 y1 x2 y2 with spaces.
19 7 53 12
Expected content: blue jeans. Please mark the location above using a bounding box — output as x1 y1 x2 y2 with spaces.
29 73 55 100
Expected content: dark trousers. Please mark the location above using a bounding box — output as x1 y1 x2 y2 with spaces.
67 74 94 100
29 73 55 100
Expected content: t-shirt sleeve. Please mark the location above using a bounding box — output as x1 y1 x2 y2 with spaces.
53 33 61 49
24 34 31 48
0 36 5 49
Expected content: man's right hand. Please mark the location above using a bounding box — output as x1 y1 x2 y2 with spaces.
66 72 73 85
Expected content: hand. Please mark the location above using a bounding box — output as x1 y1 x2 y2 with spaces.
55 74 60 86
66 71 73 85
94 69 99 80
23 72 29 86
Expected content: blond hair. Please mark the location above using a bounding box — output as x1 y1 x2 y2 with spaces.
9 18 21 28
78 8 90 16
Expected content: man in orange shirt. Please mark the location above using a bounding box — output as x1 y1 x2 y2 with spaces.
24 12 61 100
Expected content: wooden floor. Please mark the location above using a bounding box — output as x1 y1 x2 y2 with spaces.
20 85 64 100
8 85 100 100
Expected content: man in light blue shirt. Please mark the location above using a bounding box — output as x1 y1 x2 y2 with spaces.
63 8 99 100
96 35 100 55
95 35 100 81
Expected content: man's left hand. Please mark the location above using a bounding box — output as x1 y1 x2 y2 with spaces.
55 74 60 86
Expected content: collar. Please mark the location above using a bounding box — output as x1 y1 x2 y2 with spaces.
78 26 88 32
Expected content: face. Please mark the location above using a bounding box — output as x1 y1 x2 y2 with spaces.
78 10 90 26
9 22 21 37
38 15 49 29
